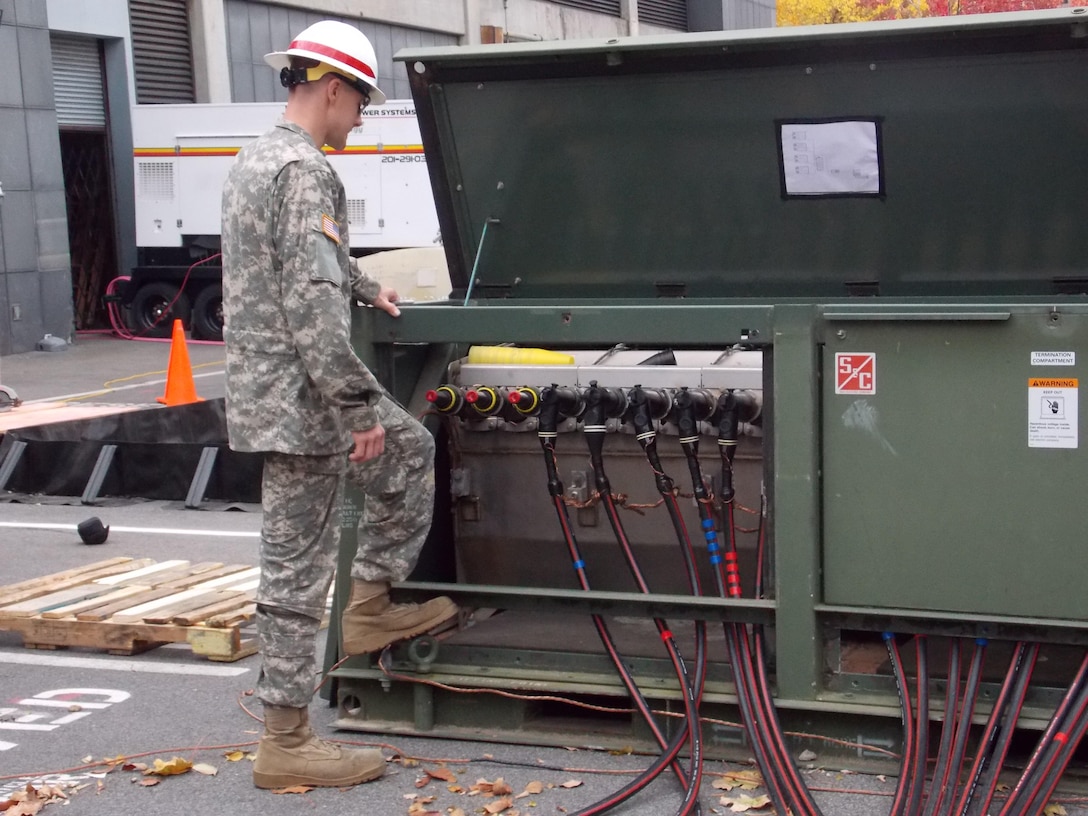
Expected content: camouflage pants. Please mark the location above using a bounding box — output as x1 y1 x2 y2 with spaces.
255 394 435 706
255 451 344 707
346 393 436 583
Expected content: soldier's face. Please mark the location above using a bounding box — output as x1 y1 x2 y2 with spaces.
327 79 366 151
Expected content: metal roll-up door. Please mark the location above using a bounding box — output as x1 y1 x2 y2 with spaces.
129 0 195 103
51 35 106 129
639 0 689 29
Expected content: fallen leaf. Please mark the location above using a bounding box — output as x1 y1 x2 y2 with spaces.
608 746 634 756
560 780 583 789
122 763 148 772
516 781 544 798
5 802 43 816
484 796 515 814
720 793 772 813
426 767 457 783
223 751 246 762
137 779 161 788
448 785 465 793
449 809 467 816
271 786 312 794
415 777 430 789
712 770 763 792
471 778 513 796
145 757 193 777
1043 805 1068 816
192 764 218 776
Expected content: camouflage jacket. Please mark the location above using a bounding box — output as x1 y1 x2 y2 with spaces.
221 118 382 455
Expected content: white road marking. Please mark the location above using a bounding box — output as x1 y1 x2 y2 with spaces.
0 652 250 676
26 369 224 404
0 522 258 537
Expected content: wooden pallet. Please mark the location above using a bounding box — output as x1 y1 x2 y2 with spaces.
0 558 261 662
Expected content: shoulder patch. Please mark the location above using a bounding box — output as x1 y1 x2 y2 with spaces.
321 213 341 245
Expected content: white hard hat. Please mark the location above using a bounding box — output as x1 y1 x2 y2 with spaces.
265 20 386 105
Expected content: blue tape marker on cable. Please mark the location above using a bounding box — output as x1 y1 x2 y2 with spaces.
573 560 585 571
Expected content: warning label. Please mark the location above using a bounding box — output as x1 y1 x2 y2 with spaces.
835 353 876 395
1028 378 1078 449
1031 351 1075 366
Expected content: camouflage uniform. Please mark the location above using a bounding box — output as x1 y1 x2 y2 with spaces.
346 395 435 584
343 262 436 585
221 119 434 707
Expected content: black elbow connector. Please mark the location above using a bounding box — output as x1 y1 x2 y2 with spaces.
554 386 584 421
716 391 740 444
628 386 655 438
583 382 606 428
734 390 761 427
716 391 740 502
538 385 562 436
673 388 701 441
583 381 627 425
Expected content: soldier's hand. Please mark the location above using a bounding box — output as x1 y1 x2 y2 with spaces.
349 424 386 463
371 287 401 318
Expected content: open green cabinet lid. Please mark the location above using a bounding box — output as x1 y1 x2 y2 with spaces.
396 9 1088 301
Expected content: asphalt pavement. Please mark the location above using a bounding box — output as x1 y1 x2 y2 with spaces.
1 330 1087 816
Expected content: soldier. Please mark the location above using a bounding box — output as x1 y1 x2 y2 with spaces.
221 20 457 790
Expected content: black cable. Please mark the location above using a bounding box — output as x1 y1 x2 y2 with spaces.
941 639 987 816
886 633 917 816
923 639 963 816
535 386 698 816
1009 652 1088 816
581 382 705 816
710 391 823 816
999 650 1088 816
907 636 930 816
636 385 802 816
964 642 1038 816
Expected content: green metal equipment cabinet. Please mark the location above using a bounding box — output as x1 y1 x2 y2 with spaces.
329 7 1088 766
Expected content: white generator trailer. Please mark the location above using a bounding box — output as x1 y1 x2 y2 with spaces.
123 100 441 339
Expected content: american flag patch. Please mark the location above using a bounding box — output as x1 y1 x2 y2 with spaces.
321 213 340 244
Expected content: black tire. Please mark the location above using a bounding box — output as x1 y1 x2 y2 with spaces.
128 282 191 338
191 284 224 341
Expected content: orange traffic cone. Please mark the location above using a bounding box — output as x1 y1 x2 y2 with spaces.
157 319 204 406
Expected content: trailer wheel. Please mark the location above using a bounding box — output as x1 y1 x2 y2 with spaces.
191 284 224 341
129 282 190 338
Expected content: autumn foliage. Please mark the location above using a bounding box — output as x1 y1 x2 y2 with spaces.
777 0 1069 28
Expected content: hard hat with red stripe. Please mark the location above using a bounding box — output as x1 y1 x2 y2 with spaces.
265 20 387 106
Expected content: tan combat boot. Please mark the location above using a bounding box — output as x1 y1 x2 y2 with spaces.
252 705 385 789
342 580 457 655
